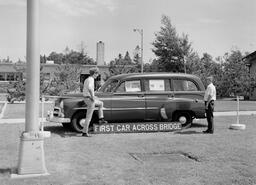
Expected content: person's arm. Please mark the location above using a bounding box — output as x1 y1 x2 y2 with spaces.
206 87 214 107
88 78 95 101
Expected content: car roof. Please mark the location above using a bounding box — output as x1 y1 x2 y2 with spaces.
109 72 201 81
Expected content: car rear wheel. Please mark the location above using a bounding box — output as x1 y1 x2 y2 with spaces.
71 111 96 133
173 112 192 128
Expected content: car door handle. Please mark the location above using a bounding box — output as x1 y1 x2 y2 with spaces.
138 94 144 97
194 99 199 103
168 94 174 98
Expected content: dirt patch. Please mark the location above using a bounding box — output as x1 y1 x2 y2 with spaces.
129 151 201 163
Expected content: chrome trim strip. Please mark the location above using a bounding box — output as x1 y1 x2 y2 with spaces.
111 107 159 111
73 107 159 111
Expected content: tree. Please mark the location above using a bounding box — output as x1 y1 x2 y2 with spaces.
47 52 64 64
46 64 82 95
40 55 47 64
219 50 256 97
152 15 192 72
0 56 13 63
63 50 95 65
107 52 139 79
46 45 95 65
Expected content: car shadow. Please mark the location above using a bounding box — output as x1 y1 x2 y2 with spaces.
191 123 207 128
174 130 204 135
174 123 207 135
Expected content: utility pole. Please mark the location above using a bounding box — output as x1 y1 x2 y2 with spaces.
133 28 143 73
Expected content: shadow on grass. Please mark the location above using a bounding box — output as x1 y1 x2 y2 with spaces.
191 123 207 128
44 125 81 138
174 123 207 135
0 167 17 177
174 130 204 135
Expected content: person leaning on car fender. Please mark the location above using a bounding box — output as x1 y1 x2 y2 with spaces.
203 76 216 134
81 67 107 137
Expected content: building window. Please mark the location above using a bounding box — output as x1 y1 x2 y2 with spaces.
0 72 23 81
0 73 5 81
7 73 15 81
15 73 23 81
43 73 51 81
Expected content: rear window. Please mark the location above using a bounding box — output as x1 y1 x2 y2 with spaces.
172 79 199 91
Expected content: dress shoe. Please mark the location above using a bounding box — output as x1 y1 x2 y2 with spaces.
81 133 91 137
203 130 214 134
99 119 108 125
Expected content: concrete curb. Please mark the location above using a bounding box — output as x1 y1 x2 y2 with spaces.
214 111 256 116
0 118 46 124
0 102 7 119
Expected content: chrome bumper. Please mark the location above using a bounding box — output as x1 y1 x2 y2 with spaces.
46 107 70 123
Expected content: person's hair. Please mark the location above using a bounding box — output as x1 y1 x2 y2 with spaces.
207 76 213 82
89 67 99 76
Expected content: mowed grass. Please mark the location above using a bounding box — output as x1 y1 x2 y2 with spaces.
1 100 256 119
215 100 256 112
0 115 255 185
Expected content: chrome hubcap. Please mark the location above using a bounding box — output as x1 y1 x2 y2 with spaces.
179 116 187 124
79 119 86 127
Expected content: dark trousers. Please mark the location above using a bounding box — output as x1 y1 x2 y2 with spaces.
205 101 214 132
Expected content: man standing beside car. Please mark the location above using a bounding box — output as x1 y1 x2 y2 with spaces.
203 76 216 134
81 67 107 137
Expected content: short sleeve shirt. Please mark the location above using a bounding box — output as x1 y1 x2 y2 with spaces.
204 83 216 101
83 76 94 97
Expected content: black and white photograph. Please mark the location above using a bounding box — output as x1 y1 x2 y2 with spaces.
0 0 256 184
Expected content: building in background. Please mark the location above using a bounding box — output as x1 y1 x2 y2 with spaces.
0 62 109 94
96 41 105 65
243 51 256 99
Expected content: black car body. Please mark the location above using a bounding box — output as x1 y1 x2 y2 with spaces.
47 73 206 132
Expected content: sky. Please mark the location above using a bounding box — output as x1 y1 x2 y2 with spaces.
0 0 255 63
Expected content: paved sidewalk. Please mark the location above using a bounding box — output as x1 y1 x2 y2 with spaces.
1 111 256 124
0 118 46 124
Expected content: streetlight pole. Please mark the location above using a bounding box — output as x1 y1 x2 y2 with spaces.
133 28 143 73
183 56 186 74
12 0 48 177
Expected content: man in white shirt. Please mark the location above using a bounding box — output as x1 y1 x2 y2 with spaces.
203 76 216 134
81 67 107 137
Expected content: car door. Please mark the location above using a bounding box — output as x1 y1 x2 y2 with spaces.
144 78 175 120
171 77 205 116
111 79 145 122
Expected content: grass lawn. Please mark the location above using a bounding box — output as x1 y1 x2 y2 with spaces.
0 115 255 185
215 100 256 112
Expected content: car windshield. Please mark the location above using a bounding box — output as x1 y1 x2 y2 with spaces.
99 79 119 93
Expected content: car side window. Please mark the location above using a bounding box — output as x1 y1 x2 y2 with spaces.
102 79 119 92
116 80 141 92
173 79 199 91
144 79 171 92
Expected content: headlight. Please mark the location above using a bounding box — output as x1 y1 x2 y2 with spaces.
59 100 64 109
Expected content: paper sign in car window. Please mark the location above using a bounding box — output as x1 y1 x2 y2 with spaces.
149 80 165 91
125 80 141 92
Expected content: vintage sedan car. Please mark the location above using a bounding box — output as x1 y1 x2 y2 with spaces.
47 73 206 132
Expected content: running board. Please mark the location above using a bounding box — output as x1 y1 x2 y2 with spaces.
93 122 182 134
